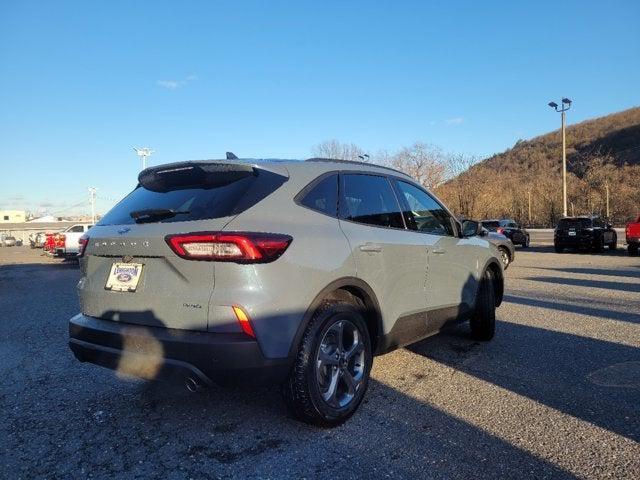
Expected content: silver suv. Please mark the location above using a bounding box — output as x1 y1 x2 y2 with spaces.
69 158 503 426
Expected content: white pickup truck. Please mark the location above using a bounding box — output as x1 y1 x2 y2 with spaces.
55 223 93 257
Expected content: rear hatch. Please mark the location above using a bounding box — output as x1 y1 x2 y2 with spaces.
78 161 287 331
556 218 591 240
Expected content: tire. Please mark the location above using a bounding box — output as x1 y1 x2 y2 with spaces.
470 268 496 341
498 247 510 269
609 235 617 250
629 244 639 257
522 235 530 248
554 244 564 253
282 301 372 427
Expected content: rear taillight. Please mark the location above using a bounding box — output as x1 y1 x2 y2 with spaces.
496 228 505 234
78 236 89 258
165 232 292 263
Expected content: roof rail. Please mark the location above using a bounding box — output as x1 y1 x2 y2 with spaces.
305 157 408 176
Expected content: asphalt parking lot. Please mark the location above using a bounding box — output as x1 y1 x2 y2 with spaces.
1 235 639 479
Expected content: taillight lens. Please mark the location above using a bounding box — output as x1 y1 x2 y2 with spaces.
78 236 89 258
496 228 504 234
165 232 292 263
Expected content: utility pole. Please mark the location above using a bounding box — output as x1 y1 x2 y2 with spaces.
133 147 155 171
606 182 610 218
528 189 532 225
571 201 575 217
88 187 97 224
548 98 572 217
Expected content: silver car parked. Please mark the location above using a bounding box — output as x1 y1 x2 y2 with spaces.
69 158 504 426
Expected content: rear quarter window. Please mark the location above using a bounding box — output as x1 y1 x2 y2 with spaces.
298 174 338 217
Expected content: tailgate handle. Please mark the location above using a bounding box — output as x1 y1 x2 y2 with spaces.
360 243 382 253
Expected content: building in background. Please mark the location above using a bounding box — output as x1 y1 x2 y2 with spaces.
0 210 26 223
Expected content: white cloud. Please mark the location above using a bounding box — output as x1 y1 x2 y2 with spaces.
156 74 197 90
445 117 464 125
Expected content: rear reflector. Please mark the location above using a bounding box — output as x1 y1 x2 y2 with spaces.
232 306 255 338
165 232 292 263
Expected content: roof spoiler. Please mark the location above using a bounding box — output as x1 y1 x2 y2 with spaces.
138 161 256 192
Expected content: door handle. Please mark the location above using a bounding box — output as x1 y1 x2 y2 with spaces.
360 243 382 253
431 248 446 255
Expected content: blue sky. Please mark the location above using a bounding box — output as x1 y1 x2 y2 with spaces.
1 0 639 215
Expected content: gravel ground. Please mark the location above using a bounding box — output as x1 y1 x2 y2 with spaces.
1 239 639 479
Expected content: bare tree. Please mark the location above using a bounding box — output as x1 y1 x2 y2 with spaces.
387 143 448 190
311 140 366 161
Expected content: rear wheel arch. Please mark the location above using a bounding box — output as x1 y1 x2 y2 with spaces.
289 277 383 358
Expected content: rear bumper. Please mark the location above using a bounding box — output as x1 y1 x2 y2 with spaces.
554 236 594 247
68 314 291 386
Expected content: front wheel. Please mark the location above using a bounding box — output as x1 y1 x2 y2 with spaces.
470 268 496 341
522 235 530 248
629 244 639 257
282 301 372 427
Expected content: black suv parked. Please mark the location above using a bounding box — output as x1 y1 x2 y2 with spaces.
480 219 530 247
554 216 617 253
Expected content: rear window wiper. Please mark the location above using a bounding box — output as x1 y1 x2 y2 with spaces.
130 208 190 223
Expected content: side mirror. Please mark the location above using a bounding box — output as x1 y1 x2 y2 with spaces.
461 220 482 238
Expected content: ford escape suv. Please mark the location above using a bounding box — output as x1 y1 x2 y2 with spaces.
69 158 503 426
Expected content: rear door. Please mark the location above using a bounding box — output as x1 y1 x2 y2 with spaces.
79 162 287 332
337 173 429 339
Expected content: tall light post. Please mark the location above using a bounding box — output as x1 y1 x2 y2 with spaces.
88 187 97 224
133 147 155 171
548 98 572 217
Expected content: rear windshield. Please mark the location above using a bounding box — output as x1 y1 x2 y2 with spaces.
558 218 591 229
481 221 500 230
98 170 286 226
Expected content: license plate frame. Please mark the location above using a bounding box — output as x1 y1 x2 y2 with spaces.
105 262 144 292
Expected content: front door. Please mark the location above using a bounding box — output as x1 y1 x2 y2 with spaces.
391 179 475 330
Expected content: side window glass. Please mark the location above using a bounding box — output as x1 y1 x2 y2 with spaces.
299 174 338 217
340 174 404 229
70 225 84 233
395 181 455 236
509 222 518 229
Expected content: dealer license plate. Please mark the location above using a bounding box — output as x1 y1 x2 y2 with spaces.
105 262 144 292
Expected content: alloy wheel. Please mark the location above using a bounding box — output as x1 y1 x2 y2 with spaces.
316 319 366 408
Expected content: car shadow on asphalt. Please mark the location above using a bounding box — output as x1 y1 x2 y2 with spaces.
527 266 640 280
408 321 640 443
525 276 640 294
502 294 640 325
94 365 575 478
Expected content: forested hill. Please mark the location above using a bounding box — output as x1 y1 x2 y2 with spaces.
435 107 640 226
483 107 640 174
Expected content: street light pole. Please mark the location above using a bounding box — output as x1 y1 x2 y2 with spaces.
548 98 572 218
88 187 97 224
133 147 155 171
606 182 610 218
